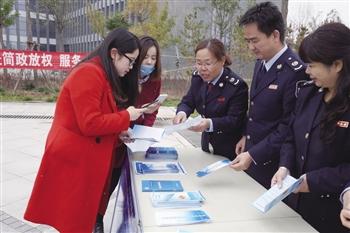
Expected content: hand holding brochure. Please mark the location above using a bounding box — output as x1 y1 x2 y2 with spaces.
151 191 205 208
142 94 168 108
253 175 303 213
142 180 184 192
164 116 203 135
196 159 231 177
134 161 186 175
155 210 210 226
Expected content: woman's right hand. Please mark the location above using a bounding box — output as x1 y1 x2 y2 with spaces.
271 166 289 188
127 106 146 121
173 112 187 124
235 136 246 155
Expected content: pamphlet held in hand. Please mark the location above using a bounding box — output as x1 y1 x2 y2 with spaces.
155 210 211 226
196 159 231 177
252 175 303 213
142 94 168 108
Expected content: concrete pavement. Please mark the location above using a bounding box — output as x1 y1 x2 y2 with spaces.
0 102 200 233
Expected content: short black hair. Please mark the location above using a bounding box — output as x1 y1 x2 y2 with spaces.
239 1 285 43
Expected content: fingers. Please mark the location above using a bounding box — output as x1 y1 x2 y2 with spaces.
235 144 242 155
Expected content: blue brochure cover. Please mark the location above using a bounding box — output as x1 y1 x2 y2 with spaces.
135 161 185 174
196 159 231 177
142 180 184 192
145 147 178 160
155 210 211 226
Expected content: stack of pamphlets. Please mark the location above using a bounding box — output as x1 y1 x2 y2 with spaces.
196 159 231 177
134 161 186 175
253 175 303 213
150 191 205 208
155 210 211 226
145 147 178 160
142 180 184 192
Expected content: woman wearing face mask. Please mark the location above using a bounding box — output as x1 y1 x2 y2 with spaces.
134 36 162 126
173 38 248 159
24 28 145 233
271 22 350 232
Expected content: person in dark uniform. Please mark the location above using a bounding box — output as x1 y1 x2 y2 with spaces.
230 1 307 189
341 183 350 229
173 38 248 160
271 22 350 233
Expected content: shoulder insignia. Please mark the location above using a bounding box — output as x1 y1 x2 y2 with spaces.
286 57 305 72
295 80 314 97
192 70 199 76
226 76 240 86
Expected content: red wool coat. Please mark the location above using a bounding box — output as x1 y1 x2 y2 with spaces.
134 78 161 126
24 58 130 233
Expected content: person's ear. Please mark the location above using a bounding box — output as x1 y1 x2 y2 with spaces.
333 59 343 73
110 48 118 60
272 30 280 41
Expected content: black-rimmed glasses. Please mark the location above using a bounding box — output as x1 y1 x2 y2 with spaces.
121 53 136 68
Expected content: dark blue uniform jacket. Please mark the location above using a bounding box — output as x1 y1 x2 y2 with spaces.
177 67 248 159
245 48 307 188
280 83 350 232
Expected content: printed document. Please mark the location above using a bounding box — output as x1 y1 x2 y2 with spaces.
155 210 210 226
196 159 231 177
164 116 203 135
253 175 303 213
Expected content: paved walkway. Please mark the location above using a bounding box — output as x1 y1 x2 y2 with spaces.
0 102 200 233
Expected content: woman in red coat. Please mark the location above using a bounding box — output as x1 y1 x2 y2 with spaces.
24 28 146 233
134 36 162 126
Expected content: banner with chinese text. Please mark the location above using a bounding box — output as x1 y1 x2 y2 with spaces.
0 49 87 70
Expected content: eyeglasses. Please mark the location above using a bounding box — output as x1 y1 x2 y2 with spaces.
121 53 136 68
195 60 219 69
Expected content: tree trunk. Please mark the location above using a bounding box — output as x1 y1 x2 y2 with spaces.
281 0 289 24
0 27 4 49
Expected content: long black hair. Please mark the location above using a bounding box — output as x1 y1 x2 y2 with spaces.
80 28 140 107
299 22 350 144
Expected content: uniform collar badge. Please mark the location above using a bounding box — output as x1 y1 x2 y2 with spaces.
268 84 278 90
229 77 235 83
337 121 349 128
277 64 282 70
219 82 224 87
292 61 299 66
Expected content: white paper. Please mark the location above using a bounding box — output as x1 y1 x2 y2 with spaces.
164 116 203 135
131 125 165 142
253 175 303 213
196 159 231 177
156 94 168 103
125 139 155 153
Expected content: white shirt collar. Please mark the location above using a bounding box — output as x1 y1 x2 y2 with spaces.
264 44 288 71
209 68 224 85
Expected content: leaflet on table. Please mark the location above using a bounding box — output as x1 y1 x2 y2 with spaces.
145 147 178 160
130 125 165 142
196 159 231 177
134 161 186 175
142 180 184 192
164 116 203 135
125 139 155 153
252 175 303 213
155 210 211 226
151 191 205 208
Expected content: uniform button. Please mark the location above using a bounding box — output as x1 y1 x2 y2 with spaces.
301 155 304 160
326 194 330 198
249 117 253 122
203 105 206 109
321 195 324 198
251 101 254 106
246 135 251 140
305 133 309 139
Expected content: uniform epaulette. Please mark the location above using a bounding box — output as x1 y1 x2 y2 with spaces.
224 75 240 86
295 80 314 97
286 56 305 72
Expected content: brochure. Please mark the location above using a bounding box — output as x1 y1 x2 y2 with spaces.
196 159 231 177
145 147 178 160
155 210 211 226
125 139 155 153
252 175 303 213
134 161 186 175
142 94 168 108
164 116 203 135
142 180 184 192
151 191 205 208
131 125 165 142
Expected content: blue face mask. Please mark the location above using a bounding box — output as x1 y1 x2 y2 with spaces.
140 64 155 78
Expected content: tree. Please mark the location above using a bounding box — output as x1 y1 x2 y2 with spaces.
106 13 130 31
39 0 69 51
178 8 208 56
126 1 175 48
210 0 240 46
86 3 107 38
0 0 18 49
281 0 289 23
